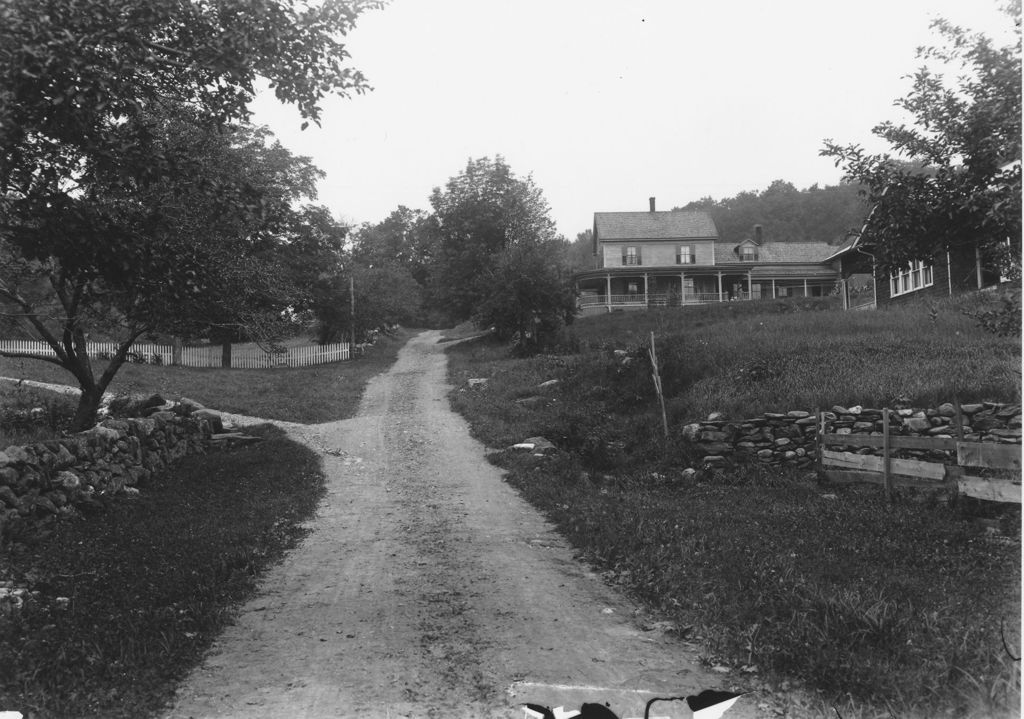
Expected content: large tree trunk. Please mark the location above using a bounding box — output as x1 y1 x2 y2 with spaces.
221 342 232 368
71 385 104 432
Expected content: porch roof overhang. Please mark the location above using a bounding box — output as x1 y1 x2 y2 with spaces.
573 263 840 282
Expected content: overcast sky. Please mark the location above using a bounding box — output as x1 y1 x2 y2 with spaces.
248 0 1017 240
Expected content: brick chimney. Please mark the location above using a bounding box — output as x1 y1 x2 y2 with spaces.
649 197 656 212
754 224 763 243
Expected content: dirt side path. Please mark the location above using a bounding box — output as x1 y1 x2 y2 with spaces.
162 331 763 719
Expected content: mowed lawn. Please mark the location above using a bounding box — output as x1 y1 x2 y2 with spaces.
0 328 415 423
446 294 1021 719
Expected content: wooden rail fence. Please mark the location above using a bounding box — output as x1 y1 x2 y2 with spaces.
0 340 350 369
816 408 1021 503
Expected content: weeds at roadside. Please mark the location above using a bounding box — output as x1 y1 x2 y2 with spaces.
0 424 325 719
447 299 1022 718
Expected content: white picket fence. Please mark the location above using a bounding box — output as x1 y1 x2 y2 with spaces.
0 339 350 369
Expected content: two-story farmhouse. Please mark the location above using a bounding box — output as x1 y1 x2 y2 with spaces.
574 199 841 315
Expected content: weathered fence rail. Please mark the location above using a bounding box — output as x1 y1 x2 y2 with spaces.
817 407 1021 503
0 340 350 369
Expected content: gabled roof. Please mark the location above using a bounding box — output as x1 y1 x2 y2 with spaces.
594 211 718 241
714 240 840 264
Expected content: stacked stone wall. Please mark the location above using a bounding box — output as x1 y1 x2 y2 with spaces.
0 412 212 537
685 402 1022 467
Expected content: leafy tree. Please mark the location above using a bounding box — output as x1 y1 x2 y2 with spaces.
427 156 562 323
349 206 439 286
564 229 596 273
1 113 324 428
821 2 1021 277
474 238 577 352
0 0 381 429
675 181 867 245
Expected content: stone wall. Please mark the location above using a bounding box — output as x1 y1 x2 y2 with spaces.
684 402 1022 467
0 412 212 538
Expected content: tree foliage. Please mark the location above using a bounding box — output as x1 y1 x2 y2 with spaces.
474 239 577 351
821 2 1022 277
349 205 438 286
0 0 381 429
427 156 563 323
675 180 868 245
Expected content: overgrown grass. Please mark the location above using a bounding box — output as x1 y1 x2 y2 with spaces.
498 456 1020 717
565 295 1021 420
446 296 1022 718
0 328 414 423
0 425 325 718
0 384 77 449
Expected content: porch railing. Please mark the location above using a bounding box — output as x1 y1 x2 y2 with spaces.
580 292 744 307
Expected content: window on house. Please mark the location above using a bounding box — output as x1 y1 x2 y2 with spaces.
622 246 641 266
890 260 934 297
627 282 639 295
740 246 757 261
676 245 695 264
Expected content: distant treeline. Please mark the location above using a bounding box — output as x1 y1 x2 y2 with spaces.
673 179 869 245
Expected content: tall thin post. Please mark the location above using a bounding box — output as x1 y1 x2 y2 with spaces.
648 332 669 439
954 395 965 441
350 274 356 359
882 409 892 501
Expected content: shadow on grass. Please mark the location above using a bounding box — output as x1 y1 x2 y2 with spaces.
0 424 325 719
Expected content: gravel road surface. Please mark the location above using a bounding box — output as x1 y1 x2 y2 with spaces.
162 330 762 719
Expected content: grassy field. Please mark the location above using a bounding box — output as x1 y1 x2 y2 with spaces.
0 328 413 424
0 330 415 717
0 383 78 449
446 295 1021 718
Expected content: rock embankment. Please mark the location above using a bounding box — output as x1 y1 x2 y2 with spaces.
685 402 1022 467
0 407 214 542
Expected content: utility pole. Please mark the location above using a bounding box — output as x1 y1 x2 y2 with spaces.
350 274 356 358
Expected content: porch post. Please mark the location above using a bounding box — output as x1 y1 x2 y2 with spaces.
605 273 612 311
717 271 723 302
644 272 649 307
748 270 753 300
771 278 776 298
804 278 808 297
975 246 983 288
680 272 686 304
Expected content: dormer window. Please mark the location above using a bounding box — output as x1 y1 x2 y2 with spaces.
676 245 695 264
740 246 758 262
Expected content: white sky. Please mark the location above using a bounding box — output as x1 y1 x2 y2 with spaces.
249 0 1018 240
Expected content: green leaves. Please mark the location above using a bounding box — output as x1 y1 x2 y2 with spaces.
821 4 1021 277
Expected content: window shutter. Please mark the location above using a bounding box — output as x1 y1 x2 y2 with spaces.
637 247 642 266
622 246 627 265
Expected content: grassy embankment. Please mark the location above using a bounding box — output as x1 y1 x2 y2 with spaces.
0 330 412 718
446 296 1021 719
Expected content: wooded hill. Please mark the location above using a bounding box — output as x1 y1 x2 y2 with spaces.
673 179 868 245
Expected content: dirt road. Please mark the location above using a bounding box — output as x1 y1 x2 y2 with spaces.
162 331 762 719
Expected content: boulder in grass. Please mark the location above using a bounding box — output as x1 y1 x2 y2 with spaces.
192 409 224 434
522 436 557 455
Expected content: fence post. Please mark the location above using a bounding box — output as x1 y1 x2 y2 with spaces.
953 395 965 441
882 408 892 502
815 409 824 482
172 337 182 366
648 332 668 439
